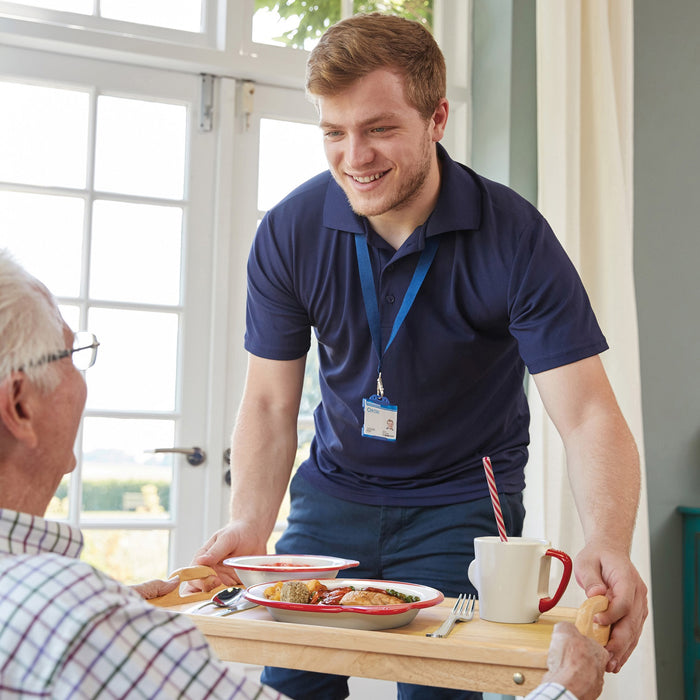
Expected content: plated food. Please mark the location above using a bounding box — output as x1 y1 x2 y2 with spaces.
244 578 444 630
265 579 420 606
223 554 360 587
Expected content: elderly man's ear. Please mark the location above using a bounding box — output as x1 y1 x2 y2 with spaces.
0 374 40 448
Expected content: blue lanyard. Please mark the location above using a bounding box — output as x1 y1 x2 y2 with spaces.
354 233 439 394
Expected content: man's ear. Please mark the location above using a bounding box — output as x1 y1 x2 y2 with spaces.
431 98 449 142
0 373 39 448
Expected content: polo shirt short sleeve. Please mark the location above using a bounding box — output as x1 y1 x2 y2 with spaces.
244 145 607 506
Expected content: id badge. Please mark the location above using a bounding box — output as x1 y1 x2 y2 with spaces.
362 394 398 441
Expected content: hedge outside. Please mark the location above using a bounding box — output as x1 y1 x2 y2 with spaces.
54 480 170 512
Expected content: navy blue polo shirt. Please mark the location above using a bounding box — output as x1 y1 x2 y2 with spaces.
245 145 607 506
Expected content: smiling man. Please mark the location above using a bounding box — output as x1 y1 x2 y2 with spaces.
195 13 647 700
318 68 445 248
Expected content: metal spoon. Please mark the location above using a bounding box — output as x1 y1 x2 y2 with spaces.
192 586 245 612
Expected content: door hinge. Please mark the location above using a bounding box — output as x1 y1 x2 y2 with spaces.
199 74 215 132
241 80 255 130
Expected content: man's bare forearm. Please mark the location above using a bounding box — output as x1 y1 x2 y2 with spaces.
228 400 298 539
566 413 640 551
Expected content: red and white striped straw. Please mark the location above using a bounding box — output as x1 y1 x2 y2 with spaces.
482 456 508 542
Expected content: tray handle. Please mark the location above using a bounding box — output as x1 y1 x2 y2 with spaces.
574 594 611 645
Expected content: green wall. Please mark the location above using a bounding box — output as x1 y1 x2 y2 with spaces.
471 0 537 205
635 0 700 697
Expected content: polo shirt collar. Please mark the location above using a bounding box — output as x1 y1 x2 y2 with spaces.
322 143 482 238
428 144 482 235
323 177 364 234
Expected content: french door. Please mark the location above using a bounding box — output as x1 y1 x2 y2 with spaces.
0 45 226 580
0 43 330 580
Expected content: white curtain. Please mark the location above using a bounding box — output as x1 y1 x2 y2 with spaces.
524 1 657 698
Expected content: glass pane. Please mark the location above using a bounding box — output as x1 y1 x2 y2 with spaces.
86 308 179 411
9 0 91 11
81 529 170 584
258 119 327 211
0 192 84 297
0 81 89 188
95 96 187 200
90 200 182 305
100 0 203 32
267 432 310 552
58 305 80 331
81 417 174 520
252 2 432 49
252 4 333 50
48 473 71 521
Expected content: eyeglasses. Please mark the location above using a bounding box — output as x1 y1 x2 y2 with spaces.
26 331 100 372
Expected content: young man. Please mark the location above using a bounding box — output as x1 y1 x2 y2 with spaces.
0 250 287 699
194 13 647 700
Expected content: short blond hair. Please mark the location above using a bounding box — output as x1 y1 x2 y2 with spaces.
305 13 446 121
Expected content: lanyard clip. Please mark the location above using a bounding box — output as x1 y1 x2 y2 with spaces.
376 372 384 399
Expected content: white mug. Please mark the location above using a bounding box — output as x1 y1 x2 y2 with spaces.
467 536 572 623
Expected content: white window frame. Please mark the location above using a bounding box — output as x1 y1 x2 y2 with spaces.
0 0 309 87
0 2 471 117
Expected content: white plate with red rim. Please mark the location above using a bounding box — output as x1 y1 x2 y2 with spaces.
243 578 444 630
222 554 360 587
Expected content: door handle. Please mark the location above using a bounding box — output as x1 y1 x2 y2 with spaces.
150 446 207 466
223 448 231 485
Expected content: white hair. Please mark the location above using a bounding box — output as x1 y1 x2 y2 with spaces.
0 249 66 393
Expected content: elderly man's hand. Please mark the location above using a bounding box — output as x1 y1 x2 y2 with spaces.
130 578 179 600
543 622 611 700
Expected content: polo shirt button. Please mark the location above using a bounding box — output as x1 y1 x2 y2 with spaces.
386 294 395 304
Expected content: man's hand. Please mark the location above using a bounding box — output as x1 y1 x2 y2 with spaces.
130 578 179 600
183 521 268 593
574 543 648 673
542 622 611 700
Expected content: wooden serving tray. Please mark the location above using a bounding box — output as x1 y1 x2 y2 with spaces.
169 597 598 694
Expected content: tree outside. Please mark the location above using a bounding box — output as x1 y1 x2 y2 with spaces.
255 0 433 49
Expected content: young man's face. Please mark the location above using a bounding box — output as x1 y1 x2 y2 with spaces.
317 69 445 224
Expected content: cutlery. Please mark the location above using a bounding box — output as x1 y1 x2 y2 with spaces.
191 586 245 613
215 599 258 616
426 593 475 638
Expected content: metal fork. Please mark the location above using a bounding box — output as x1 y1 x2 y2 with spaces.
426 593 476 638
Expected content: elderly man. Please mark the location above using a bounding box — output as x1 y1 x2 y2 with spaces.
0 249 608 699
0 250 287 699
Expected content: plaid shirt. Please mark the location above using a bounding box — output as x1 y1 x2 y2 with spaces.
0 509 287 699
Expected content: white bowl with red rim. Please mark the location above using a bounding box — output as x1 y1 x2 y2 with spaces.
223 554 359 587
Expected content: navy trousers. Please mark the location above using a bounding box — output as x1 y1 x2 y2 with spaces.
260 472 525 700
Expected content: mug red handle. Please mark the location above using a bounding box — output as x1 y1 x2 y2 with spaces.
538 548 573 613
